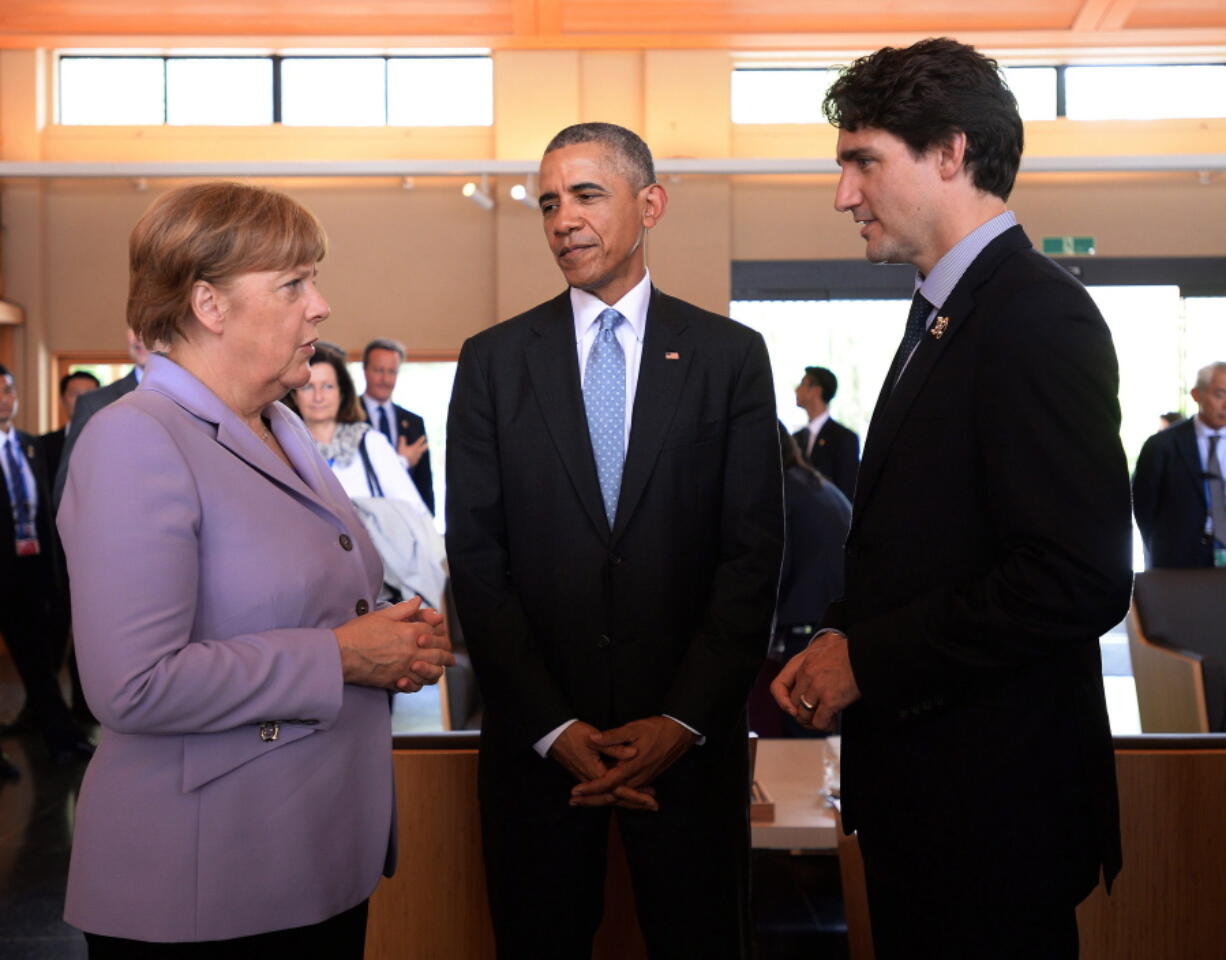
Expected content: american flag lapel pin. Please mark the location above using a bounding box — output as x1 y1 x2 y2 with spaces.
665 351 680 360
931 316 950 340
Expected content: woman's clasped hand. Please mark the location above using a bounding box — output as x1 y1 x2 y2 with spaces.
334 596 454 692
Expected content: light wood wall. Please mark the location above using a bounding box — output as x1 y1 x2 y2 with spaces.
2 47 1225 429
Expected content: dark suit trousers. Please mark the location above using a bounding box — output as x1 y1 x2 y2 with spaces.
480 738 751 959
0 553 79 749
866 870 1079 959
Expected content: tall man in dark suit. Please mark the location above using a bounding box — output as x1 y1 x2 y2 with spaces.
1133 361 1226 568
359 337 434 513
0 364 93 775
447 123 783 958
771 39 1132 958
793 365 860 498
52 328 148 508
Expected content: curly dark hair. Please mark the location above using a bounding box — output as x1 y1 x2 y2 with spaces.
823 37 1023 201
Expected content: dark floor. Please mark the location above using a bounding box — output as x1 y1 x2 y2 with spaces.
0 729 89 960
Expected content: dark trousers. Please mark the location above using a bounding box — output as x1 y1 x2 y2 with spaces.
0 554 79 750
866 872 1079 960
480 739 751 959
85 900 368 959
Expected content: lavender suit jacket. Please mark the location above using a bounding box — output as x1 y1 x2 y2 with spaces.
58 355 394 942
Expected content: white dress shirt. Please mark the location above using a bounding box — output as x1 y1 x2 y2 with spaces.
535 270 701 757
571 269 651 453
362 396 399 447
804 411 831 457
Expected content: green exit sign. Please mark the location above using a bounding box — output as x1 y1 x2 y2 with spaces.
1042 236 1097 256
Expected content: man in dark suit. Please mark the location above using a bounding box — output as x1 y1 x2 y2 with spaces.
40 369 99 483
446 123 783 958
0 364 93 773
771 40 1132 958
1133 361 1226 568
52 329 148 508
793 365 860 498
359 337 434 513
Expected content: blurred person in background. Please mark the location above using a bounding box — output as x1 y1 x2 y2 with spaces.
41 370 100 482
360 337 434 513
287 345 445 608
1134 361 1226 568
748 422 851 737
0 363 93 781
57 180 452 956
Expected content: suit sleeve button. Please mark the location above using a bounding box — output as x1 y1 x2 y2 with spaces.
355 599 370 615
339 534 354 551
596 634 611 649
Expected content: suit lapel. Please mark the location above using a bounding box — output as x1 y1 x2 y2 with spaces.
524 291 611 538
853 226 1031 524
142 355 351 530
613 289 691 542
1173 420 1206 501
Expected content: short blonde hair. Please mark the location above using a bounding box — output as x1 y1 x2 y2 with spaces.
128 181 328 348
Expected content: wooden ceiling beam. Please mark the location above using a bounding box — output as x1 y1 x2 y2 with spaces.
6 28 1226 55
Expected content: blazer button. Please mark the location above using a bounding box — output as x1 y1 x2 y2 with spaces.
339 534 354 551
610 554 623 566
596 634 611 649
355 599 370 615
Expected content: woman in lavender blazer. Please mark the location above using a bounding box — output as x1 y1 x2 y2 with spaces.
57 182 452 957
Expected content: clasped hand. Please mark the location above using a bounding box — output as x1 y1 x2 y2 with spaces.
335 597 453 692
550 716 697 812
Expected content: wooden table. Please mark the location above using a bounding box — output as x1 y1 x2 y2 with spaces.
751 736 840 851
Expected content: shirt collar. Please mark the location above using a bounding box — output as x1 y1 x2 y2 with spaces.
916 210 1018 311
0 425 14 445
1195 415 1224 439
808 411 830 434
571 269 651 344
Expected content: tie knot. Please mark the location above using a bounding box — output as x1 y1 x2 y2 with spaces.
597 308 624 333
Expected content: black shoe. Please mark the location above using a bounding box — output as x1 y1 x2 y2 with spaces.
51 738 95 765
0 752 19 781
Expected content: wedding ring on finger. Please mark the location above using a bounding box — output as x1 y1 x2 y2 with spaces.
799 696 816 711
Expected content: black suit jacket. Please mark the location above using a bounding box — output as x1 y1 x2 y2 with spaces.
1 431 66 606
52 368 139 509
446 287 783 761
826 226 1132 903
361 400 434 514
1133 418 1214 568
793 417 860 499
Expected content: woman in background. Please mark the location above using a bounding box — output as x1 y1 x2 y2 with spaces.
286 348 445 608
58 181 452 957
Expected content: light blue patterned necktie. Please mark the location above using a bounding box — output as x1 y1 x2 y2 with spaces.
583 307 626 525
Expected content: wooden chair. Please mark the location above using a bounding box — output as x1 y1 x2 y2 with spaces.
1127 569 1226 732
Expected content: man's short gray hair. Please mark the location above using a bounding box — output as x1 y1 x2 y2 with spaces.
544 123 656 192
1195 361 1226 391
363 337 406 366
